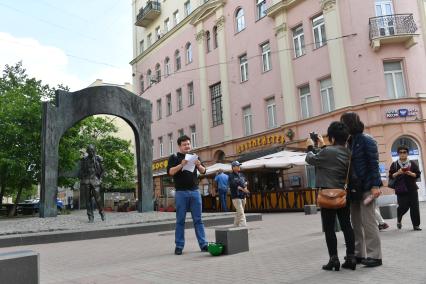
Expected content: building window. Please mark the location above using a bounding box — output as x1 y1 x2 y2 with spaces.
184 1 191 17
147 69 152 87
256 0 267 20
239 54 248 82
266 98 277 129
186 42 193 64
242 106 253 136
164 57 171 77
140 76 144 93
299 85 312 119
159 137 164 157
188 82 194 106
236 8 245 33
176 88 183 111
312 14 326 49
164 18 170 33
213 26 218 49
155 63 161 82
155 26 161 40
156 99 162 120
139 40 144 53
147 33 152 47
173 10 180 26
175 50 181 71
168 133 174 154
210 83 223 126
384 61 406 99
178 128 184 137
261 42 271 72
292 25 305 58
206 31 211 53
320 78 335 113
190 125 197 148
166 94 172 116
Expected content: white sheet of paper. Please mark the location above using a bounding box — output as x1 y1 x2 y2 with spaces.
182 154 198 172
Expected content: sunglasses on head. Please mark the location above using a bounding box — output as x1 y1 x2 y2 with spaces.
399 151 408 154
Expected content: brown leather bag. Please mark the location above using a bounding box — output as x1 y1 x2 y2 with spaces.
317 151 351 209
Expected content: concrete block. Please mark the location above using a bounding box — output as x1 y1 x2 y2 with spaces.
376 194 397 206
304 205 317 215
0 250 39 284
215 227 249 255
380 204 397 219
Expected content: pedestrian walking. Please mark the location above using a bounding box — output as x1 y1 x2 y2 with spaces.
389 145 422 231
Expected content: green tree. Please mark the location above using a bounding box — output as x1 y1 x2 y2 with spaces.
59 116 136 191
0 62 54 215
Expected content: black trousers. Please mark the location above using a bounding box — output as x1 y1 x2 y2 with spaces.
397 191 421 227
321 205 355 257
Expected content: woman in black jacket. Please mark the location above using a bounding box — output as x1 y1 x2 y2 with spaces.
389 145 422 231
340 112 383 268
306 122 356 271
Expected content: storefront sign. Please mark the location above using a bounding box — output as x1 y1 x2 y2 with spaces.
237 134 286 153
385 108 418 119
152 159 168 171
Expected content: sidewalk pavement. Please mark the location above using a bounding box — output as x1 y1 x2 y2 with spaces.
0 203 425 284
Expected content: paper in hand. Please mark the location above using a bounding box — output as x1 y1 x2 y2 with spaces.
182 154 198 172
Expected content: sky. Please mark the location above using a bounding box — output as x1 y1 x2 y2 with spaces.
0 0 133 91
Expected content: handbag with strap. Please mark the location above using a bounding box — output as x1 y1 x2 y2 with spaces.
317 150 351 209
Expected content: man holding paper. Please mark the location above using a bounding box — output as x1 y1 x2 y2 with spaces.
167 135 208 255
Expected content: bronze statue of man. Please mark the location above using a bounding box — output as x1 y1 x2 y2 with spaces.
79 144 105 222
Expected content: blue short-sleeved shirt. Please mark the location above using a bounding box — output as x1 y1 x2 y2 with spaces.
214 173 229 191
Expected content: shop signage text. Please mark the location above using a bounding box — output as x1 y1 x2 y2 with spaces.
385 108 418 119
237 134 286 153
152 159 168 171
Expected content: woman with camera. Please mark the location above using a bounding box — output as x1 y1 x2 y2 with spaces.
305 122 356 271
389 145 421 231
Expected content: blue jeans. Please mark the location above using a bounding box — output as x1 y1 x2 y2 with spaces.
218 189 228 212
175 190 208 250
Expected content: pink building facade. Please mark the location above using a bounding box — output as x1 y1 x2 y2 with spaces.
131 0 426 201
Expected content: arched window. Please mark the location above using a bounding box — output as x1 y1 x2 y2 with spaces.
206 31 211 52
140 75 144 93
186 42 193 64
164 57 171 77
147 69 152 87
236 8 245 32
213 26 218 49
155 63 161 82
175 50 181 71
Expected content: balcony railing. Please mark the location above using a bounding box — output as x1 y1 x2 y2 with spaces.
369 14 418 51
369 14 417 39
135 1 161 28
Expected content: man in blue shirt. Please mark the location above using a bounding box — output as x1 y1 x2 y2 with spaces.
214 170 229 212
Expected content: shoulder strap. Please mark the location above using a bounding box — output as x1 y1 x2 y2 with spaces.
344 135 352 190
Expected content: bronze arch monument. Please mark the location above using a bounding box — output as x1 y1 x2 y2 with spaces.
40 86 153 217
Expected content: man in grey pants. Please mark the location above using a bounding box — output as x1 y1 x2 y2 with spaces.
341 112 382 267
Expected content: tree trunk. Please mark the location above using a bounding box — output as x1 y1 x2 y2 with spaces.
8 185 23 217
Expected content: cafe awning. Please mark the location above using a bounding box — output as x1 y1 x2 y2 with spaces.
241 150 307 170
204 163 232 176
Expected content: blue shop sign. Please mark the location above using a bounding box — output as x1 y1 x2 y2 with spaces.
386 108 418 119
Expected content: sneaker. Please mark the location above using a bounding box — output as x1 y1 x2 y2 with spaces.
397 223 402 229
413 226 422 231
201 245 208 252
174 247 183 255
